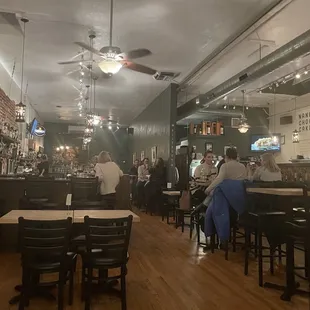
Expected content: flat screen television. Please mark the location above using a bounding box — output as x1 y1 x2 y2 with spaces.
29 118 38 135
250 134 281 152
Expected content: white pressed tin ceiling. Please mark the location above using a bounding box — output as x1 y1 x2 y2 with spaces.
0 0 279 124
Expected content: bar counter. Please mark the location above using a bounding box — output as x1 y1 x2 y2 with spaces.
278 161 310 182
0 175 131 215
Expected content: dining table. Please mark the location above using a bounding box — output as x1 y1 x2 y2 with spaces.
0 209 140 305
0 209 140 224
246 186 309 300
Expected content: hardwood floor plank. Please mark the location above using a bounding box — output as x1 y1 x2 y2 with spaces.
0 210 308 309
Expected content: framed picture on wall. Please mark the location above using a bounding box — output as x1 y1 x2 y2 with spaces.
281 135 285 145
205 142 213 152
140 151 145 161
132 152 137 163
151 146 157 163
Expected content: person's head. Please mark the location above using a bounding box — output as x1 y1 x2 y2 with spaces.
133 159 139 167
202 151 213 165
261 153 280 173
155 157 164 169
143 158 149 166
41 154 48 162
98 151 112 164
225 148 238 162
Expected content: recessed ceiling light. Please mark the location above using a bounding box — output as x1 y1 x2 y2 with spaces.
296 73 301 79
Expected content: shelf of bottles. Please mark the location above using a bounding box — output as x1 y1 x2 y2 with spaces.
189 121 224 136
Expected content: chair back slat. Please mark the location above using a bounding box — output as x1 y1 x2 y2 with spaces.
71 177 99 201
84 215 133 262
18 217 72 267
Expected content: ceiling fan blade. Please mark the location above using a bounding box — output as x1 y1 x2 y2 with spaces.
58 59 89 65
123 62 157 75
123 48 152 59
74 42 104 57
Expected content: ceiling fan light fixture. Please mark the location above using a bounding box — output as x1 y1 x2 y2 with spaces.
238 121 250 133
98 59 122 75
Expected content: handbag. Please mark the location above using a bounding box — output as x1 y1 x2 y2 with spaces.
179 190 191 210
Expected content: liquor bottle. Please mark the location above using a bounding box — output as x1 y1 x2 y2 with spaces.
206 122 211 135
220 123 224 135
193 125 197 134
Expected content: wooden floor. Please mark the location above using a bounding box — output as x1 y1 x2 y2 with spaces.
0 210 309 310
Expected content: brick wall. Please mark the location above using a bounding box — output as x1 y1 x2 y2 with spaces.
0 88 16 128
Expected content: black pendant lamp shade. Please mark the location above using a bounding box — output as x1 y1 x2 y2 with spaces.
15 18 29 123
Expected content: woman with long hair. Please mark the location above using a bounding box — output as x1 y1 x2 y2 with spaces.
248 153 282 182
94 151 123 209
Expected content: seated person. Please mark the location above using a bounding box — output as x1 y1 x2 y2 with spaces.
194 151 218 185
204 148 247 200
247 153 282 182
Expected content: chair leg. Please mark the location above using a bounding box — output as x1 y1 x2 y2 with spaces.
270 248 274 275
197 219 201 244
68 269 74 306
85 267 93 310
254 230 258 258
189 216 193 239
121 265 127 310
81 264 86 301
19 268 30 310
232 226 237 252
58 273 65 310
224 240 229 260
278 244 282 264
244 227 250 276
210 234 215 253
258 230 263 287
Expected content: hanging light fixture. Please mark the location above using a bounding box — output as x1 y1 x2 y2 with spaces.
292 98 300 143
15 18 29 122
98 0 123 76
238 90 250 133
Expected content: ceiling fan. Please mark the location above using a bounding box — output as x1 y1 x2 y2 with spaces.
58 0 179 79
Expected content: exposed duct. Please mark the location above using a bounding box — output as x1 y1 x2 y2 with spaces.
177 110 244 125
177 28 310 121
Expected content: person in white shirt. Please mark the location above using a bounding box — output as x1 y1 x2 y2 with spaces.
205 148 247 195
136 158 149 208
194 151 218 185
247 153 282 182
94 151 123 209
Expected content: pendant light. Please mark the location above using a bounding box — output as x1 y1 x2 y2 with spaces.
238 90 250 133
15 18 29 122
292 98 300 143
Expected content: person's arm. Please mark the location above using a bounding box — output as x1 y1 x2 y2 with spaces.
252 167 261 181
119 167 124 177
138 166 143 181
194 165 202 179
205 164 227 194
95 164 104 182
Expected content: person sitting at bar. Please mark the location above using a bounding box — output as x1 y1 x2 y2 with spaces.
95 151 123 209
136 158 149 208
194 151 218 185
205 148 247 195
38 154 49 177
247 153 282 182
129 159 139 203
150 157 166 186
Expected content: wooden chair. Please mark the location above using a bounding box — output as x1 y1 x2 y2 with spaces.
82 215 133 310
18 217 76 310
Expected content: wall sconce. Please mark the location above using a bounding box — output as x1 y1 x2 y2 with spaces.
292 129 300 143
15 102 26 122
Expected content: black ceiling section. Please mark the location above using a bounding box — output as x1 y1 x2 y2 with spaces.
262 78 310 96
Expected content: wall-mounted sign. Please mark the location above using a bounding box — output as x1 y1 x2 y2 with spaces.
34 125 46 137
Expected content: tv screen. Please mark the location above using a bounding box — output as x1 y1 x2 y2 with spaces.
30 118 38 135
250 134 281 152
